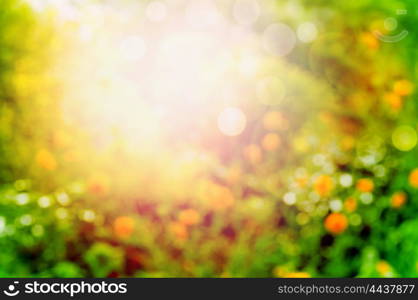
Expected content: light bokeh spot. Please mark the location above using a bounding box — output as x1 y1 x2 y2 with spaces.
392 125 417 151
217 107 247 136
262 23 296 56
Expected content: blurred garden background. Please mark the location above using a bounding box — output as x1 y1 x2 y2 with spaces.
0 0 418 277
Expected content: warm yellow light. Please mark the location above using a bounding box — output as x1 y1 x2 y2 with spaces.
27 0 298 147
217 107 247 136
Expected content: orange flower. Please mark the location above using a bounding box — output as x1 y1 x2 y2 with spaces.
314 175 334 197
262 111 289 131
376 261 391 276
391 192 407 208
283 272 311 278
344 197 357 212
243 144 262 164
393 79 413 96
35 149 57 171
113 216 135 239
356 178 374 193
208 185 235 211
168 222 188 240
178 209 200 226
384 92 403 111
409 169 418 188
324 213 348 235
262 133 281 151
360 32 379 50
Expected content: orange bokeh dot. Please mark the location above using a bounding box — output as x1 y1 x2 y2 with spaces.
243 144 262 164
344 197 357 212
262 133 281 151
409 169 418 188
35 149 57 171
114 216 135 239
179 209 201 226
262 111 289 131
393 79 413 96
356 178 374 193
391 192 407 208
324 213 348 235
314 175 334 197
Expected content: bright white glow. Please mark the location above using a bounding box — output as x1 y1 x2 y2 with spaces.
329 199 343 212
146 1 167 22
262 23 296 56
16 193 29 205
360 193 373 204
297 22 318 43
233 0 260 26
0 217 5 234
283 192 296 205
185 0 222 29
339 174 353 187
20 215 33 226
217 107 247 136
34 1 302 146
38 196 52 208
119 36 147 62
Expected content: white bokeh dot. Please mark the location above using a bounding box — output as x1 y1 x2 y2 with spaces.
283 192 296 205
262 23 296 56
119 36 147 62
217 107 247 136
339 174 353 187
146 1 167 22
232 0 260 26
297 22 318 43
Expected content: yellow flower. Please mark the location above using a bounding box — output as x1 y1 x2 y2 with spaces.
376 261 391 276
168 222 188 240
391 192 407 208
409 169 418 188
272 266 288 278
179 209 201 226
344 197 357 212
262 133 281 152
324 213 348 235
393 79 413 96
314 175 334 197
384 92 403 111
283 272 311 278
356 178 374 193
35 149 57 171
360 32 379 50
